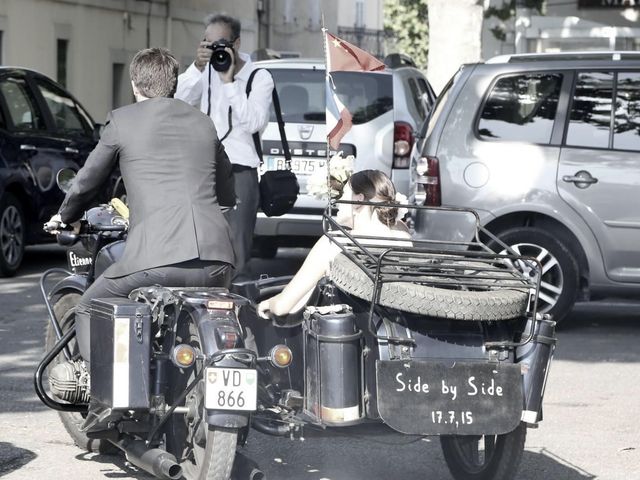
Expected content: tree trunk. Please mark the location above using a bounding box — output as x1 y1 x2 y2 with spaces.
427 0 484 93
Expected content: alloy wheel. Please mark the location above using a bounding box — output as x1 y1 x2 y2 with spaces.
500 242 564 314
1 205 24 267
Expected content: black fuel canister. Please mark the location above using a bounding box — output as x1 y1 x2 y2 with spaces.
304 308 362 424
516 314 557 424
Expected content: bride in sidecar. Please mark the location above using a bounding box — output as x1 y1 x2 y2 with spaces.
258 168 410 319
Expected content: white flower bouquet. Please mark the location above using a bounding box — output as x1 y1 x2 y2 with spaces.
307 151 355 200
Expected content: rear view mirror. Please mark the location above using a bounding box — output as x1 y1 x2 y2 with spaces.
56 168 77 194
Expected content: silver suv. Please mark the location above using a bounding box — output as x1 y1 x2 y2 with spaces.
410 51 640 323
253 58 435 257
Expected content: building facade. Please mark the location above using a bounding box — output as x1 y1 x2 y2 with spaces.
0 0 340 121
483 0 640 59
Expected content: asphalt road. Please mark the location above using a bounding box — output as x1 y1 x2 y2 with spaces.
1 245 639 480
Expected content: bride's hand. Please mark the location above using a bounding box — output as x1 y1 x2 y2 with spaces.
257 300 271 319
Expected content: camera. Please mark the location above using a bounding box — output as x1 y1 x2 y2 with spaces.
207 39 234 72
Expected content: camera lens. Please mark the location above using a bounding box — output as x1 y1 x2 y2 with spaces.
211 47 232 72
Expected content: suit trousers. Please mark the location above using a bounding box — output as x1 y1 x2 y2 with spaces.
224 167 260 277
74 259 231 361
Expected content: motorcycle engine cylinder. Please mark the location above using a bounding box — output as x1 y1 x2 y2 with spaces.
304 308 362 424
49 360 91 404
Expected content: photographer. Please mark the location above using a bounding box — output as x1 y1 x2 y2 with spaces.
176 13 274 278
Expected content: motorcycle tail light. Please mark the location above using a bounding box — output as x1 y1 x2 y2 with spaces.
171 344 196 367
269 345 292 368
215 326 239 349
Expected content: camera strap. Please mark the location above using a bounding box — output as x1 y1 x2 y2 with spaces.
246 68 291 169
207 65 233 143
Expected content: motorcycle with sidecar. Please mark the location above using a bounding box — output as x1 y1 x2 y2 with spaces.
35 170 555 480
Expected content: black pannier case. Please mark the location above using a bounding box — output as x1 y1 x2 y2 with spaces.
90 298 151 410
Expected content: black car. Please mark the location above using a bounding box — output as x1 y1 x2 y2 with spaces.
0 67 100 276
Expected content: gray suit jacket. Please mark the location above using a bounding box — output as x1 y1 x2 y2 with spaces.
59 97 235 278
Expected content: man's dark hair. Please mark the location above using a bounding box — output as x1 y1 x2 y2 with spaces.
205 13 241 41
129 47 179 98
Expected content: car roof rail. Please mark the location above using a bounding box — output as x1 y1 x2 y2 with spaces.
384 53 417 69
486 51 640 64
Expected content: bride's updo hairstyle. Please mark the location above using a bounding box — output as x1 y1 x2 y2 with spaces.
348 170 398 227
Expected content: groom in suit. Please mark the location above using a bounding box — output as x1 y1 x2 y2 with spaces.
49 47 236 361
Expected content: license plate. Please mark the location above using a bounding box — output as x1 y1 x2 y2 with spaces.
261 156 325 175
204 367 257 411
376 360 522 435
66 250 92 274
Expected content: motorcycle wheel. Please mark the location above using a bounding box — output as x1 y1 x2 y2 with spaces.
44 292 115 454
165 312 238 480
440 424 526 480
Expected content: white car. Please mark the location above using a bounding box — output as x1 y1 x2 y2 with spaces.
253 57 435 257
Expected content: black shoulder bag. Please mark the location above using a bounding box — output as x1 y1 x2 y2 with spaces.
246 69 299 217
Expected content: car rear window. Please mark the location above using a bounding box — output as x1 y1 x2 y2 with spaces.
270 69 325 124
423 70 459 139
332 71 393 125
269 68 393 125
477 73 562 144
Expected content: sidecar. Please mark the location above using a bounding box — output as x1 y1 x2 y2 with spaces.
234 204 556 480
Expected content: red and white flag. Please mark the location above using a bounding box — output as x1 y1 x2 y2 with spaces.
325 31 385 73
324 31 385 150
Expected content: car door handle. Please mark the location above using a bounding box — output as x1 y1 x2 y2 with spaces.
562 171 598 187
65 147 79 154
20 144 37 151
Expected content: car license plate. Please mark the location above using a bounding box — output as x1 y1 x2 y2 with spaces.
204 367 257 411
376 360 522 435
262 156 326 175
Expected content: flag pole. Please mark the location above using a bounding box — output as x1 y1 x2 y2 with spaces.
321 13 332 215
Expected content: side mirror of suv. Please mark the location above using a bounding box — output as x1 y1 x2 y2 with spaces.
56 168 77 193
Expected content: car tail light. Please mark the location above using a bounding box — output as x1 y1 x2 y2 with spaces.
416 156 441 206
393 121 413 168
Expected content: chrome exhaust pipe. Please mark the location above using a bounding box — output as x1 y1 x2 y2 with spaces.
113 438 182 480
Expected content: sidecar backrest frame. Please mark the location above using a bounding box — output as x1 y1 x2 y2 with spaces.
322 203 542 347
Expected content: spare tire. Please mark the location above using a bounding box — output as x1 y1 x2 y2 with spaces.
330 253 529 321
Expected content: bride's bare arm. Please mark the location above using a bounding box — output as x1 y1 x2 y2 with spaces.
258 236 338 317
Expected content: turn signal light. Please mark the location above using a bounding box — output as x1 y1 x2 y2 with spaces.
171 344 196 368
269 345 293 368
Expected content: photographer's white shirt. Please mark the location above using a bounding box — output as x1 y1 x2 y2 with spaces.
175 52 274 169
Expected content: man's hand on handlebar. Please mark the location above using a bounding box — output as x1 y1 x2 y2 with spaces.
257 300 271 320
44 214 79 235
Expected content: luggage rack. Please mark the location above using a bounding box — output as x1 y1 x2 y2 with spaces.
322 202 543 347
